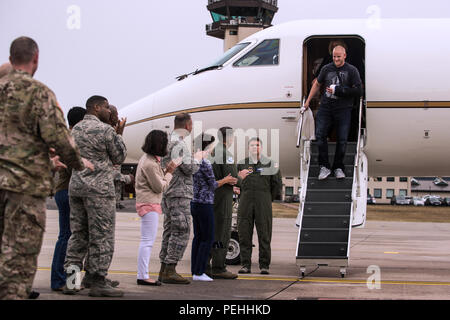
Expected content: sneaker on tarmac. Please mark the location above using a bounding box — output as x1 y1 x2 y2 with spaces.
318 166 331 180
334 168 346 179
238 267 251 274
192 273 213 282
260 268 270 275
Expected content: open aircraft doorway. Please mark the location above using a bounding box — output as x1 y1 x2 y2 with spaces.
296 35 367 277
302 35 366 142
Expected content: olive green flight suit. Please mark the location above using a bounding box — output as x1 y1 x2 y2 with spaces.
208 143 241 274
237 156 282 270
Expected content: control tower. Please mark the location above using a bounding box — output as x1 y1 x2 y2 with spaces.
206 0 278 51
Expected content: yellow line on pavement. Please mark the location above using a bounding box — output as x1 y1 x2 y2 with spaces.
37 268 450 287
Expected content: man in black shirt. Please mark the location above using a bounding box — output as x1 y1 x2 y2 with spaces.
304 45 362 180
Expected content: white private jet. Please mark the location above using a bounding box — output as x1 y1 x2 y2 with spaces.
119 18 450 276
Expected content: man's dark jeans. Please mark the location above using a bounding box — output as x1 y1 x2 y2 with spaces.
315 104 352 171
51 189 71 289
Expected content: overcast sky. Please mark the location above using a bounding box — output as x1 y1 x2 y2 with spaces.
1 0 449 115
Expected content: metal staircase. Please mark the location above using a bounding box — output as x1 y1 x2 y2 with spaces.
294 99 367 278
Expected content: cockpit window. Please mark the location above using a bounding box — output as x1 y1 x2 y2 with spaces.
233 39 280 67
206 42 251 67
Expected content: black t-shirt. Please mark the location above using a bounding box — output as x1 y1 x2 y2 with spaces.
317 62 362 108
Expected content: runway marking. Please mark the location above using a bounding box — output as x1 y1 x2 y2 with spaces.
37 268 450 287
384 252 400 254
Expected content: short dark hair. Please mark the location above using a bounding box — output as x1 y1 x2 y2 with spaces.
10 37 39 65
67 106 86 128
174 113 191 129
218 126 233 142
141 130 168 157
249 137 262 145
194 133 215 151
86 95 108 111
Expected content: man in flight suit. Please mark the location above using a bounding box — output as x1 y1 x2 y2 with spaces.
207 127 249 279
237 138 282 275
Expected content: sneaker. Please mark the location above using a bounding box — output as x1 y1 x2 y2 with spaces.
192 273 213 282
318 167 331 180
260 268 270 275
334 168 346 179
238 267 251 274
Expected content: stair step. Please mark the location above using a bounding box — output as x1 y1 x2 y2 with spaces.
308 165 354 178
297 243 348 257
310 142 357 154
305 190 352 203
300 229 349 242
310 154 355 166
303 202 351 215
296 256 348 260
301 215 350 229
307 177 353 190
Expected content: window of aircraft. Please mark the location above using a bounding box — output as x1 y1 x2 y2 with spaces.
233 39 279 67
207 42 251 68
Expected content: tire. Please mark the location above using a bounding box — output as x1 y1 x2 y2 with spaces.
225 231 241 265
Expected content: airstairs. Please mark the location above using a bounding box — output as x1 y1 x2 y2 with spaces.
295 99 367 278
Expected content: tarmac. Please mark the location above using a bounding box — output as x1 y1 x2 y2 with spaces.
32 198 450 301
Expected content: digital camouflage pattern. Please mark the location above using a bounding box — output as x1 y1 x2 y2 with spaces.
64 196 116 277
0 69 84 197
69 114 127 198
161 130 200 199
113 165 131 204
159 130 199 264
65 114 126 278
159 197 192 264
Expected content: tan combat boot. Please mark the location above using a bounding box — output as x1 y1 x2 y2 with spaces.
158 262 166 282
161 264 190 284
88 275 124 297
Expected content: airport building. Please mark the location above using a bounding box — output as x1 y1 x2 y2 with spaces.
410 177 450 199
367 176 411 204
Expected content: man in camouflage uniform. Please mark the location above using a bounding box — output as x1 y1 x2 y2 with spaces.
64 95 127 297
0 37 85 300
108 105 133 209
159 113 202 284
237 138 282 275
0 62 12 78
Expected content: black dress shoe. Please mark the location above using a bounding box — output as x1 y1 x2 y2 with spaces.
137 279 161 286
28 291 40 299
